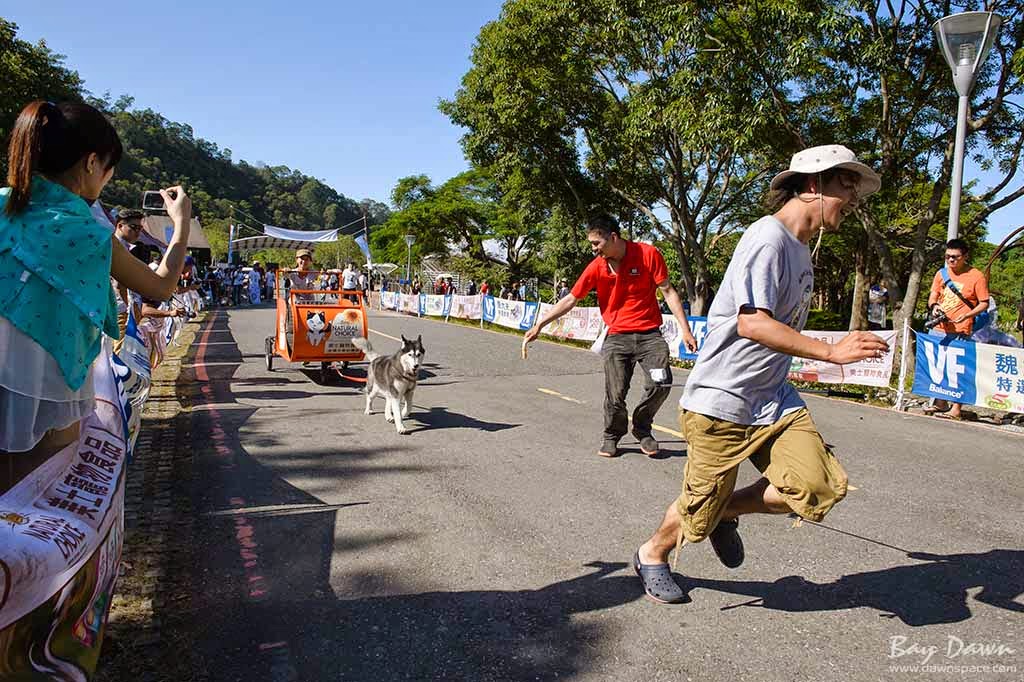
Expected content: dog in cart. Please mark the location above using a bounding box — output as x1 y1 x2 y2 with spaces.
352 335 426 434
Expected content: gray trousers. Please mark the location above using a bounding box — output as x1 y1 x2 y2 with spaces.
601 330 672 442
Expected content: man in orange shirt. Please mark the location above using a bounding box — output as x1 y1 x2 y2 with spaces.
524 215 698 457
926 238 990 420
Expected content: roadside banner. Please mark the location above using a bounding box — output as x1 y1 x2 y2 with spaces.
481 295 538 330
422 294 446 317
660 315 709 360
449 295 481 320
380 291 398 311
539 303 604 341
912 332 1024 413
398 293 419 315
0 346 130 678
789 330 898 387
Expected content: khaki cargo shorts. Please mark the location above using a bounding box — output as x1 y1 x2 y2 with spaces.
676 408 848 544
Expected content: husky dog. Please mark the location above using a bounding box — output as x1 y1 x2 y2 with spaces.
305 311 327 346
352 335 425 434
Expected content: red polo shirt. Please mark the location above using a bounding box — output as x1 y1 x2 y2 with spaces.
571 241 669 334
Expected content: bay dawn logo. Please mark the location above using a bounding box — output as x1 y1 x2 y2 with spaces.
912 333 977 404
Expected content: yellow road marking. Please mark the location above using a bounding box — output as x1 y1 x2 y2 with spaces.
536 388 685 439
651 423 685 439
537 388 585 404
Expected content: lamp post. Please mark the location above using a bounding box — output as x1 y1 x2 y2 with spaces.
404 234 416 283
933 11 1002 240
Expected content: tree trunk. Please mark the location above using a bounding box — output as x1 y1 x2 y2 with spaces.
849 248 869 331
860 212 903 305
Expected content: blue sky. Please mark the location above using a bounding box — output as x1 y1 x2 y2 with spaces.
6 2 1021 243
7 0 504 207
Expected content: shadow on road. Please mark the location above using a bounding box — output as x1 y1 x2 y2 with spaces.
409 406 521 433
618 443 688 459
174 311 640 680
265 560 641 680
167 310 452 679
680 548 1023 626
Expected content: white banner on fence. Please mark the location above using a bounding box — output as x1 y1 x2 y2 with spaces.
449 294 482 320
398 293 419 315
539 303 604 341
422 294 446 317
788 330 898 387
482 295 538 330
380 291 398 311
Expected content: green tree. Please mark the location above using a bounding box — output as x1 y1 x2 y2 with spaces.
441 0 789 313
0 18 84 177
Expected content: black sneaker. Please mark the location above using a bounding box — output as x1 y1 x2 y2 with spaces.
637 435 659 456
597 439 620 457
709 518 744 568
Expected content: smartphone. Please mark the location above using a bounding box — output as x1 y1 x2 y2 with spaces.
142 189 177 212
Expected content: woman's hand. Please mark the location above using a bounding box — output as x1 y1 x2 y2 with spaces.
162 186 192 229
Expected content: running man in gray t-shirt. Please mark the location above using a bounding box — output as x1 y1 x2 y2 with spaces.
633 145 890 605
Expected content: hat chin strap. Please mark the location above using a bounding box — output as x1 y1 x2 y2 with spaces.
811 173 825 264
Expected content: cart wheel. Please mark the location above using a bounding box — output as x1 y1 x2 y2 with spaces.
265 337 274 371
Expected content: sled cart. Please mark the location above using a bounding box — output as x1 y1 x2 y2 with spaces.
229 226 368 383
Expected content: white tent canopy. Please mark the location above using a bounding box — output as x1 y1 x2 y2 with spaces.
368 263 399 275
230 225 342 253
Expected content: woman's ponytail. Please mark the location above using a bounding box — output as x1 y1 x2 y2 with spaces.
6 101 62 215
4 100 122 216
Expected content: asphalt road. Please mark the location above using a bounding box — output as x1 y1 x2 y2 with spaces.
184 303 1023 682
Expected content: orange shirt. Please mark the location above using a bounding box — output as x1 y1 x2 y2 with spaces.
930 267 989 334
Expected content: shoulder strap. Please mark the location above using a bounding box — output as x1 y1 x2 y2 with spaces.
940 267 975 308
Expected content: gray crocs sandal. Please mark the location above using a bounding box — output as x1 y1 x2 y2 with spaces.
633 550 687 604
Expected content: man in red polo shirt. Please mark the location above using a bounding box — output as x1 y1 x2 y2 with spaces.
524 214 697 457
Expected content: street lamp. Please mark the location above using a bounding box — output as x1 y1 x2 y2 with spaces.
933 11 1002 240
404 234 416 282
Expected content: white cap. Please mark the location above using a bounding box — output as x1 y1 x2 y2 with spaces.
770 144 880 196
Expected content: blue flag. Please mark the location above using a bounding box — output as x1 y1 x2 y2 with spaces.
355 233 372 264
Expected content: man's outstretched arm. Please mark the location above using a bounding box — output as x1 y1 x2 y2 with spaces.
524 293 579 344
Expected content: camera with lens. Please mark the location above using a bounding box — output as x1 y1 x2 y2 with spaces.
924 304 948 330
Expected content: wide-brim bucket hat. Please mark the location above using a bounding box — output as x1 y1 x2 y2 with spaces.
770 144 881 197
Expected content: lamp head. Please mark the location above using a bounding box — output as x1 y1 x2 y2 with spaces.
933 12 1002 96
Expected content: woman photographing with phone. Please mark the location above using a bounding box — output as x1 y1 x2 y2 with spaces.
0 100 192 492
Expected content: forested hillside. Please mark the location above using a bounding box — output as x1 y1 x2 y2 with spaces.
0 18 389 263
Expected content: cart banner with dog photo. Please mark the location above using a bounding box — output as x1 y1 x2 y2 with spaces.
539 303 605 341
232 226 370 383
482 295 539 331
0 347 134 679
912 332 1024 413
660 315 709 360
789 330 898 387
448 294 482 320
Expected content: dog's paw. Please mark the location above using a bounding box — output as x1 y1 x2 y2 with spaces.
385 415 394 423
397 427 410 435
364 409 372 415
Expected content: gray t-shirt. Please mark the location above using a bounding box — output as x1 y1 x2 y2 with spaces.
681 216 814 425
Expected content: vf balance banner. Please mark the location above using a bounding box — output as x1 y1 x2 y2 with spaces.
912 331 1024 413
